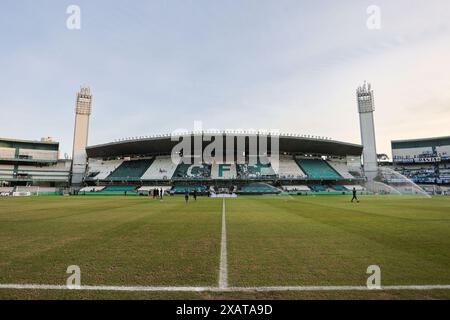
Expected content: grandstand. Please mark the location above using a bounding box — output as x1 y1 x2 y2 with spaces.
80 132 365 194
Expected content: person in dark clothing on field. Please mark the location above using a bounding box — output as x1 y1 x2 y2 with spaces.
185 189 189 203
160 188 163 199
351 187 359 203
193 189 197 201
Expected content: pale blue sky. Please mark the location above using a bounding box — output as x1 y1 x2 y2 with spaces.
1 0 450 157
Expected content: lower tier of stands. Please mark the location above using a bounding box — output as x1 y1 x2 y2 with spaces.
237 184 281 195
170 185 209 194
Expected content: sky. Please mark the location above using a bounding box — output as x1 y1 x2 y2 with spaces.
1 0 450 158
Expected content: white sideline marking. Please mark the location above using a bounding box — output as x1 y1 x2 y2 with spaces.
219 198 228 289
1 284 450 292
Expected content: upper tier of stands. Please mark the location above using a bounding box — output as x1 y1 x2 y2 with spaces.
141 156 180 180
296 159 342 180
106 159 154 181
211 163 237 179
84 156 359 181
173 163 211 179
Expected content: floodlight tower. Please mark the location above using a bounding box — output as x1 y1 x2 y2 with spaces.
71 86 92 186
357 82 378 181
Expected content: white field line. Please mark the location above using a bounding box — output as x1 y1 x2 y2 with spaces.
1 284 450 292
218 198 228 289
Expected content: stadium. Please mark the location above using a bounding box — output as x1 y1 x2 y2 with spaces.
1 84 450 301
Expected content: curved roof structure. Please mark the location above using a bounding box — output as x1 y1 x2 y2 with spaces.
86 132 362 159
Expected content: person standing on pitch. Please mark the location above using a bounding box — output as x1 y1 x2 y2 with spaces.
185 189 189 203
351 187 359 203
193 189 197 201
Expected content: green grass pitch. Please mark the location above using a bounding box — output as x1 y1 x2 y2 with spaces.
0 195 449 299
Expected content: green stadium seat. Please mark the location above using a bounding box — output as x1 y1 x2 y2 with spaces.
106 159 154 181
296 159 342 180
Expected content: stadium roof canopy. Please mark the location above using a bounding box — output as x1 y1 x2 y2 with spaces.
86 132 362 158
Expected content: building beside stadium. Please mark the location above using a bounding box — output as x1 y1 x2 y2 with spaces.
0 137 71 195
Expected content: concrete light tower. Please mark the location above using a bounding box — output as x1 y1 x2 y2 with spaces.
71 86 92 186
357 82 378 181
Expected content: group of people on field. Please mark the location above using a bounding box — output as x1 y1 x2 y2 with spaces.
151 188 164 199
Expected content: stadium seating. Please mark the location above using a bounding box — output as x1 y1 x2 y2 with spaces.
0 187 14 193
86 159 124 180
17 163 70 181
0 164 14 179
282 185 311 192
211 162 237 179
296 159 342 180
238 183 281 194
172 163 211 179
344 185 365 191
327 160 355 179
79 186 105 192
272 155 307 179
141 156 180 180
236 157 276 179
103 186 136 192
14 186 57 193
331 185 347 191
170 185 208 194
309 185 327 192
106 159 154 181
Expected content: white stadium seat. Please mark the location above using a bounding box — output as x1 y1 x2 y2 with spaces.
87 159 124 180
272 155 306 179
327 160 355 179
